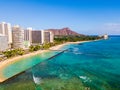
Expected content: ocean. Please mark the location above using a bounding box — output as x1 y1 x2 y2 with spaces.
0 36 120 90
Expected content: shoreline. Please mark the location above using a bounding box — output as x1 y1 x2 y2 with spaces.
0 50 49 82
0 40 99 82
49 40 94 50
50 39 101 50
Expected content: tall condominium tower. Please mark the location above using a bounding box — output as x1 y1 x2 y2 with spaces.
0 22 12 47
4 23 12 44
0 22 5 35
43 31 54 43
48 31 54 43
12 25 24 48
32 30 42 44
24 27 32 48
0 34 8 51
31 30 54 45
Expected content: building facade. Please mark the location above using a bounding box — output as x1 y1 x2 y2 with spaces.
24 28 32 48
0 22 12 48
31 30 42 44
49 31 54 43
12 25 24 48
4 23 12 46
0 22 54 50
0 35 8 51
0 22 5 35
31 30 54 45
44 31 54 43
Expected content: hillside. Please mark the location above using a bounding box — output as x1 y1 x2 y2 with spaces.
46 27 81 36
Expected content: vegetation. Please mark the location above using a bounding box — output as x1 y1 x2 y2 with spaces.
3 48 25 58
29 45 41 52
16 48 25 55
54 35 102 43
42 43 55 49
29 42 56 51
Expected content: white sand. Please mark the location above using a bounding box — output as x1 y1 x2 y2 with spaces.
49 41 92 50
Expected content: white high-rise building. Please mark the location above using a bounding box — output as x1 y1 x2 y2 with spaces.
41 30 54 44
12 25 24 48
0 22 5 35
41 30 44 44
4 23 12 44
49 31 54 43
0 22 12 48
0 34 8 51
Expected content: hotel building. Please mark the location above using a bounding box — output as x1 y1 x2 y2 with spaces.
12 25 24 48
44 31 54 43
31 30 42 44
0 21 54 50
24 28 32 48
0 34 8 51
31 30 54 45
0 22 5 35
0 22 12 48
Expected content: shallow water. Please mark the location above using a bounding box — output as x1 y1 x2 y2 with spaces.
0 51 60 81
0 36 120 90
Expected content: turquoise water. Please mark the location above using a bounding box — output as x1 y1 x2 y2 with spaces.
1 51 60 81
0 36 120 90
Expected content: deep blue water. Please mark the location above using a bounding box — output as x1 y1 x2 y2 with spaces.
0 36 120 90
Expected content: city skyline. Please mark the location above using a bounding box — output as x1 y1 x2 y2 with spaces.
0 0 120 35
0 22 54 50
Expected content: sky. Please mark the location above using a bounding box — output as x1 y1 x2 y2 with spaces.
0 0 120 35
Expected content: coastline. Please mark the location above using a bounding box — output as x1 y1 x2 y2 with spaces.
49 40 94 50
0 50 49 82
0 40 98 82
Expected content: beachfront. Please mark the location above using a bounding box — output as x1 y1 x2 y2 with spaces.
0 39 101 83
0 41 91 82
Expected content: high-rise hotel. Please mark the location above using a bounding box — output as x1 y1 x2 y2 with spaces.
12 25 24 49
0 22 54 51
31 30 42 44
24 28 32 48
31 30 54 44
0 22 12 51
0 22 12 48
0 34 8 51
44 31 54 43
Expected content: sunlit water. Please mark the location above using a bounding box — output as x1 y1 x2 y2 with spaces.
0 51 60 81
0 36 120 90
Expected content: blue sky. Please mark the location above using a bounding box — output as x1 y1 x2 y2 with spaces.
0 0 120 35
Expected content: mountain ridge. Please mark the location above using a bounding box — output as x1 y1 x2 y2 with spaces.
46 27 82 36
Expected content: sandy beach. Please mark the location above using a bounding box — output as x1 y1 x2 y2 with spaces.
0 40 96 82
0 50 49 82
49 40 92 50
